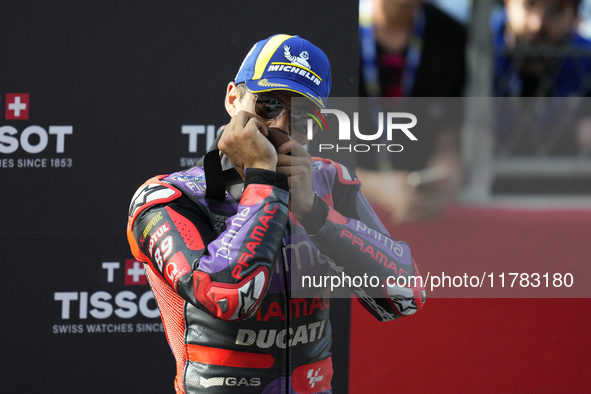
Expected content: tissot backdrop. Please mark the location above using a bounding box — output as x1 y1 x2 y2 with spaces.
1 2 357 392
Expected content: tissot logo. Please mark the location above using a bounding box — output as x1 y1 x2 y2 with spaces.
51 260 161 335
182 125 217 153
180 125 223 167
0 92 75 169
5 93 29 120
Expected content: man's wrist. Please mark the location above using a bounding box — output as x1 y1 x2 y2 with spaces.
297 195 329 235
244 168 289 192
247 162 276 172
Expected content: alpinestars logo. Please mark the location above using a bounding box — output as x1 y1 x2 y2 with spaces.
391 297 417 315
307 368 323 388
128 184 176 218
387 285 417 316
238 279 258 317
234 270 266 319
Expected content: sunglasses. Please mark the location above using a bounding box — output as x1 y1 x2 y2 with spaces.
247 91 323 143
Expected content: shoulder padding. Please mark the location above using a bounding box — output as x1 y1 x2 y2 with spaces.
127 175 183 262
127 175 183 229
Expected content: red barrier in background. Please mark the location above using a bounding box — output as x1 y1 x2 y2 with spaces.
350 206 591 393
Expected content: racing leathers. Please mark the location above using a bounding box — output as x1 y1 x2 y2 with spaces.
127 157 425 394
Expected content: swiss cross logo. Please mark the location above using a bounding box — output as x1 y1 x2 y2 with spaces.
6 94 29 120
124 259 147 285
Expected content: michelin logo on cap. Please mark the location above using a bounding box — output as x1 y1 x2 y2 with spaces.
266 45 322 87
283 45 310 69
234 34 331 108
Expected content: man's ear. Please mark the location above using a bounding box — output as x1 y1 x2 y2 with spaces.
225 82 240 116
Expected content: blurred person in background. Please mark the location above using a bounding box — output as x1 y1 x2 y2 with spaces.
494 0 590 97
493 0 591 154
356 0 466 224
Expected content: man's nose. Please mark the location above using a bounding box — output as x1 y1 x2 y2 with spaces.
269 110 291 134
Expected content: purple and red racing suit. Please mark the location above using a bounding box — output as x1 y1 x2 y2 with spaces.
127 153 425 394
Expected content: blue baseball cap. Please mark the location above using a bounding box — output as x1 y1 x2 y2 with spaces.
234 34 332 108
